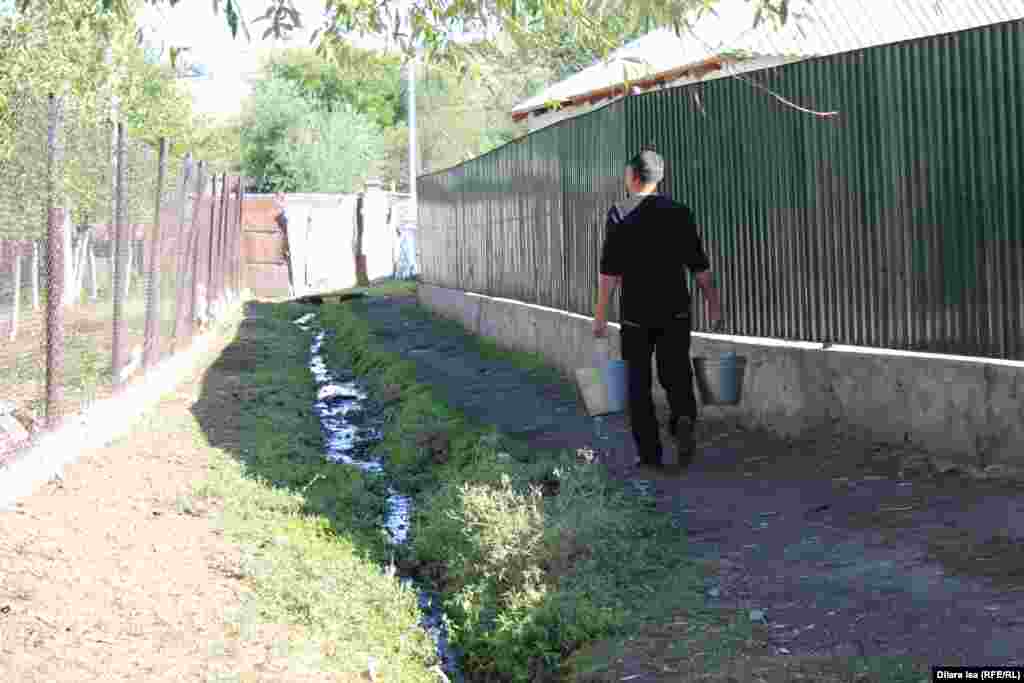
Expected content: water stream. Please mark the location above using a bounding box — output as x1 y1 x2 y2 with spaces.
294 313 463 681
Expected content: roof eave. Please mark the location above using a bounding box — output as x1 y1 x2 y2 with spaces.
511 55 733 122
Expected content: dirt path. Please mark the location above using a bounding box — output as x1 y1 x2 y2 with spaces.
0 326 333 683
350 295 1024 668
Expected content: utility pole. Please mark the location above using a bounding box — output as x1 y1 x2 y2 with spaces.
408 52 418 218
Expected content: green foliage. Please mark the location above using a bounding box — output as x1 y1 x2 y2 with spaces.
318 299 709 682
240 75 384 193
264 47 404 130
412 60 532 175
117 46 194 149
10 0 776 194
0 0 226 239
377 124 409 191
538 14 651 79
253 47 402 190
184 114 242 172
240 76 316 192
274 105 385 193
179 304 439 680
12 1 799 96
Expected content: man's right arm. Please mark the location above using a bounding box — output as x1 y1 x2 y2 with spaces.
595 212 624 336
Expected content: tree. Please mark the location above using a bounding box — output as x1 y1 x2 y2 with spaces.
411 60 532 175
1 0 137 238
8 0 800 192
275 105 384 193
22 1 797 71
116 42 195 152
377 124 409 190
240 76 315 192
263 46 404 130
240 75 383 193
0 0 218 309
517 14 651 80
249 47 407 189
185 115 242 172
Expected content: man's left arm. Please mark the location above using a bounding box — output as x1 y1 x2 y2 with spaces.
695 270 722 328
684 209 723 329
595 274 621 336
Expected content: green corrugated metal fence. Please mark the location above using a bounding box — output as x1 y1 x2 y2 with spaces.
418 18 1024 360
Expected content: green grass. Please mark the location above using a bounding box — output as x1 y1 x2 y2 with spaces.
313 283 930 683
315 293 735 682
183 301 440 681
171 280 926 682
310 278 419 301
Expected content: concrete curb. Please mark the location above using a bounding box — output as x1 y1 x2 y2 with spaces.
418 283 1024 468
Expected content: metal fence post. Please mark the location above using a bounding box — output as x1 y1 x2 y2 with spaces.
226 177 236 301
170 154 193 349
10 244 21 342
205 173 218 322
188 162 207 334
111 122 128 387
216 172 228 306
211 174 221 309
142 137 167 371
31 241 40 311
221 176 231 303
229 176 240 300
235 176 244 297
45 95 65 427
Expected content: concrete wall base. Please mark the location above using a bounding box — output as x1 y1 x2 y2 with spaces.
419 283 1024 468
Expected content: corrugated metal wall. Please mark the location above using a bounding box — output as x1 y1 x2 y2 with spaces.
418 19 1024 359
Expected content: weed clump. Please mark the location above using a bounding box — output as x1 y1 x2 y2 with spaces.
321 303 699 683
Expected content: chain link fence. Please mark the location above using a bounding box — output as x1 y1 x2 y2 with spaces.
0 94 243 462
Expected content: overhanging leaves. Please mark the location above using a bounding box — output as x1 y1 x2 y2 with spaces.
13 1 799 69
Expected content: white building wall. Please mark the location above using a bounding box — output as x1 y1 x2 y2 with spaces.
361 184 394 282
263 189 418 294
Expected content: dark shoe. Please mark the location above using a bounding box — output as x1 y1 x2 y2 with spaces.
634 446 664 469
636 459 666 473
672 416 696 461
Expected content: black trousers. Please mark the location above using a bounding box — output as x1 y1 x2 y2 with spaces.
621 316 697 461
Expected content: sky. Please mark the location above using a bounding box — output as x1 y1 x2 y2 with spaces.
139 0 345 119
138 0 482 120
140 0 764 120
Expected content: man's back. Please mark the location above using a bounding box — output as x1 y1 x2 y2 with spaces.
600 194 710 327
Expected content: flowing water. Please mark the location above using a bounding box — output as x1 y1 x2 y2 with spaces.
294 313 462 681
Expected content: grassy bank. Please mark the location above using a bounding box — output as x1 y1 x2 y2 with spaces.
317 293 749 681
185 300 439 681
317 286 929 683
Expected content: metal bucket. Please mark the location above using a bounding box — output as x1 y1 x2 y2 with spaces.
604 359 628 413
576 340 629 416
692 352 746 406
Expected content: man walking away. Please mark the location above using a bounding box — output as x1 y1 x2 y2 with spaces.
593 150 722 469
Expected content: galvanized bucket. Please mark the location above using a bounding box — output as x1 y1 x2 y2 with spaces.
575 339 628 416
692 352 746 406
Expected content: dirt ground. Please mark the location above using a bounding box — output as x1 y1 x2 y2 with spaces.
0 297 177 462
0 325 337 683
4 293 1021 682
347 295 1024 674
